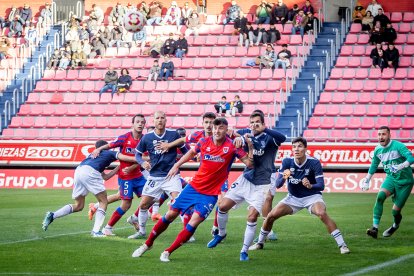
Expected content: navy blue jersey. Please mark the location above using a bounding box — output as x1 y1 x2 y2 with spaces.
277 156 325 198
136 129 188 177
237 128 286 185
79 150 119 173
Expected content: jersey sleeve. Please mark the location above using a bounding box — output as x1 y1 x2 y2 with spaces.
276 158 289 188
235 147 247 159
368 147 381 175
237 128 250 136
194 138 205 154
136 135 147 154
311 160 325 191
109 134 125 149
186 132 198 144
264 128 287 146
109 150 119 161
397 142 414 164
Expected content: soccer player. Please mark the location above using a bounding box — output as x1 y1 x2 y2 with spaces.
361 126 414 238
133 111 188 239
41 140 137 237
207 111 286 261
131 118 254 262
249 137 350 254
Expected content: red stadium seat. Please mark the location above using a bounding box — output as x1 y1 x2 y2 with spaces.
389 117 402 129
349 24 361 33
345 34 357 44
361 117 375 129
348 117 362 129
355 68 368 79
394 105 407 116
403 12 414 22
335 117 348 128
320 117 334 128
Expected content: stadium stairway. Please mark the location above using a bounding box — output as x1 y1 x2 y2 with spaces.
275 22 341 139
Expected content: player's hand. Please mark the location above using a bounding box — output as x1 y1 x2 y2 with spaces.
243 133 254 148
91 148 101 159
166 165 179 180
360 178 370 191
390 163 406 173
233 137 244 148
302 177 312 189
141 161 151 171
156 141 170 153
122 166 134 175
282 169 291 180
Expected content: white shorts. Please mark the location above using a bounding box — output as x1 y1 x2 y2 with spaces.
269 172 277 196
72 165 105 199
142 174 182 200
225 174 270 214
279 193 325 215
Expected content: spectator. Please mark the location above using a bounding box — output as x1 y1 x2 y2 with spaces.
97 26 111 46
369 20 383 45
108 22 124 47
47 49 61 69
292 10 308 37
259 43 276 69
68 14 81 29
302 0 314 15
132 27 147 49
125 3 136 12
71 48 87 69
109 2 126 25
214 96 230 116
249 23 265 47
286 4 299 23
353 2 365 24
223 0 241 25
274 43 291 70
262 24 281 44
158 55 174 81
147 59 160 81
0 36 11 61
58 46 72 70
147 1 163 25
175 33 188 59
235 13 249 47
81 39 92 58
369 43 382 67
185 12 201 36
38 3 52 28
162 1 181 26
90 33 107 58
376 49 387 71
181 2 193 25
65 26 80 43
116 68 132 94
256 0 272 24
8 16 24 38
373 8 390 28
305 12 319 34
366 0 383 17
99 66 118 98
161 32 176 56
139 1 150 19
272 0 288 24
230 95 243 116
385 43 399 70
361 11 374 33
78 23 91 41
382 22 397 44
20 3 32 26
147 34 163 58
2 6 20 29
25 24 38 47
90 4 104 25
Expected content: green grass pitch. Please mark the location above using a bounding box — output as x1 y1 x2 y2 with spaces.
0 189 413 275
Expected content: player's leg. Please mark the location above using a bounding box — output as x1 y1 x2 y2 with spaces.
89 191 121 220
254 187 278 242
211 181 228 236
42 196 85 231
91 190 108 237
207 197 237 248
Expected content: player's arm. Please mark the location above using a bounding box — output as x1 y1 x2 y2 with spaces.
91 143 110 158
264 128 287 145
275 159 290 188
166 148 198 180
238 134 254 168
118 153 137 163
361 148 381 191
122 164 139 175
391 143 414 172
157 137 186 152
135 137 151 171
102 166 119 180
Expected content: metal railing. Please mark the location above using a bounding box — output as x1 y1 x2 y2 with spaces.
3 100 11 127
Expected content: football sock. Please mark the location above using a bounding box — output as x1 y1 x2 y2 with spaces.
182 213 191 228
213 207 219 227
373 191 386 227
146 216 172 247
257 227 269 244
392 209 402 227
53 204 73 219
134 208 140 217
331 229 346 247
241 221 257 252
165 224 196 254
217 209 228 236
138 209 149 234
92 208 106 233
107 207 125 227
93 203 99 209
151 202 160 215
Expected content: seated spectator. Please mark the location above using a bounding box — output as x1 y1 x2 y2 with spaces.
256 0 272 24
262 24 281 44
147 34 163 58
382 23 397 44
158 56 174 81
274 43 291 70
109 2 126 25
366 0 382 17
147 1 163 25
108 22 124 47
58 46 71 70
249 23 265 47
302 0 314 15
373 8 390 28
291 10 308 37
0 36 11 61
47 49 61 69
223 0 241 25
65 26 80 43
259 44 276 69
38 3 52 28
132 27 147 49
235 13 249 47
162 1 181 26
68 14 81 29
214 96 230 116
116 68 132 94
230 95 243 116
185 12 201 36
305 12 319 34
147 59 160 81
361 11 374 32
71 48 87 69
139 1 150 19
90 33 107 58
78 23 91 41
99 67 118 98
90 4 104 25
369 21 383 45
369 43 382 67
161 33 176 56
175 33 188 59
353 2 365 24
2 6 19 29
286 4 299 24
97 26 111 46
181 2 193 25
273 0 288 24
376 49 387 71
20 3 32 26
81 39 92 58
385 43 399 70
8 16 25 38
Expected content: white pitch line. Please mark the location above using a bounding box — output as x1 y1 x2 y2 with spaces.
342 254 414 276
0 273 133 276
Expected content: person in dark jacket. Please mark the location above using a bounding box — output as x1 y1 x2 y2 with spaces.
382 23 397 44
175 33 188 59
230 95 243 116
161 33 176 56
99 67 119 98
235 12 249 47
19 3 32 26
117 68 132 94
249 23 266 46
385 43 399 70
262 24 281 44
369 43 382 67
286 4 299 23
158 56 174 81
7 15 24 37
272 0 288 24
47 49 61 70
373 8 390 28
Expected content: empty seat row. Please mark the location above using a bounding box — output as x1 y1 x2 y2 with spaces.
340 44 414 57
308 116 413 130
349 22 414 34
344 33 414 45
318 91 413 104
324 79 414 92
329 67 414 80
335 56 414 68
313 104 414 117
303 129 412 143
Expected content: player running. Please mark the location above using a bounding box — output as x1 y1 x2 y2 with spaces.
361 126 414 238
249 137 350 254
131 118 254 262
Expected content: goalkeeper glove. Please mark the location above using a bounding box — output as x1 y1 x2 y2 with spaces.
390 161 410 173
360 177 370 192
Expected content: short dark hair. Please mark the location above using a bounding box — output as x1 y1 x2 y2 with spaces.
176 127 186 137
378 126 390 133
221 96 227 99
250 111 265 123
252 109 264 116
293 4 298 8
282 43 288 47
292 137 307 148
132 114 145 123
95 140 108 149
213 118 228 126
202 112 216 120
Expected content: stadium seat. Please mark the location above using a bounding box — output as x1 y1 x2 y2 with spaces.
403 12 414 22
389 117 402 129
345 34 357 44
361 117 375 129
391 12 403 22
335 117 348 128
355 68 368 79
394 105 407 116
348 117 362 129
366 105 380 116
349 24 361 33
342 68 356 79
399 23 411 33
331 92 345 103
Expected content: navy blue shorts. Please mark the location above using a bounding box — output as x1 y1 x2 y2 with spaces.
119 176 147 200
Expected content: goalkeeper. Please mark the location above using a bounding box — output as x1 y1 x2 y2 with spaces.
361 126 414 238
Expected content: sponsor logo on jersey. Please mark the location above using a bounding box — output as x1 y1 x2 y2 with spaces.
289 178 302 184
204 154 225 162
253 148 265 156
125 147 136 154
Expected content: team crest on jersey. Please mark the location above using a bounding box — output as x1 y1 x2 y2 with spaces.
261 141 266 147
206 147 211 152
127 141 131 145
125 147 136 154
305 169 310 175
290 168 295 172
223 147 229 153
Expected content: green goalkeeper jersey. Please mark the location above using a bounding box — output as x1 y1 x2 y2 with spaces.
368 140 414 184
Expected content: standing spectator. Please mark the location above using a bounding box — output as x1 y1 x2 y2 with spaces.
8 16 25 38
90 4 104 25
116 68 132 94
25 24 38 47
185 12 201 36
373 8 390 28
223 0 241 25
19 4 32 26
46 49 61 69
230 95 243 116
214 96 230 116
58 46 71 70
302 0 314 15
259 44 276 69
139 1 150 19
369 20 383 45
181 2 193 25
366 0 383 17
262 24 281 44
286 4 299 24
304 12 319 34
256 0 272 24
99 67 119 98
148 34 163 58
274 43 291 70
382 23 397 44
161 33 176 56
175 33 188 59
370 43 382 67
147 59 160 81
272 0 288 24
109 3 126 25
353 2 365 24
159 55 174 81
292 10 308 37
147 1 163 25
361 11 374 33
38 3 52 28
385 43 399 71
132 27 147 49
235 13 249 47
0 36 11 61
65 26 80 44
71 48 87 69
108 22 124 47
249 23 265 47
162 1 181 26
